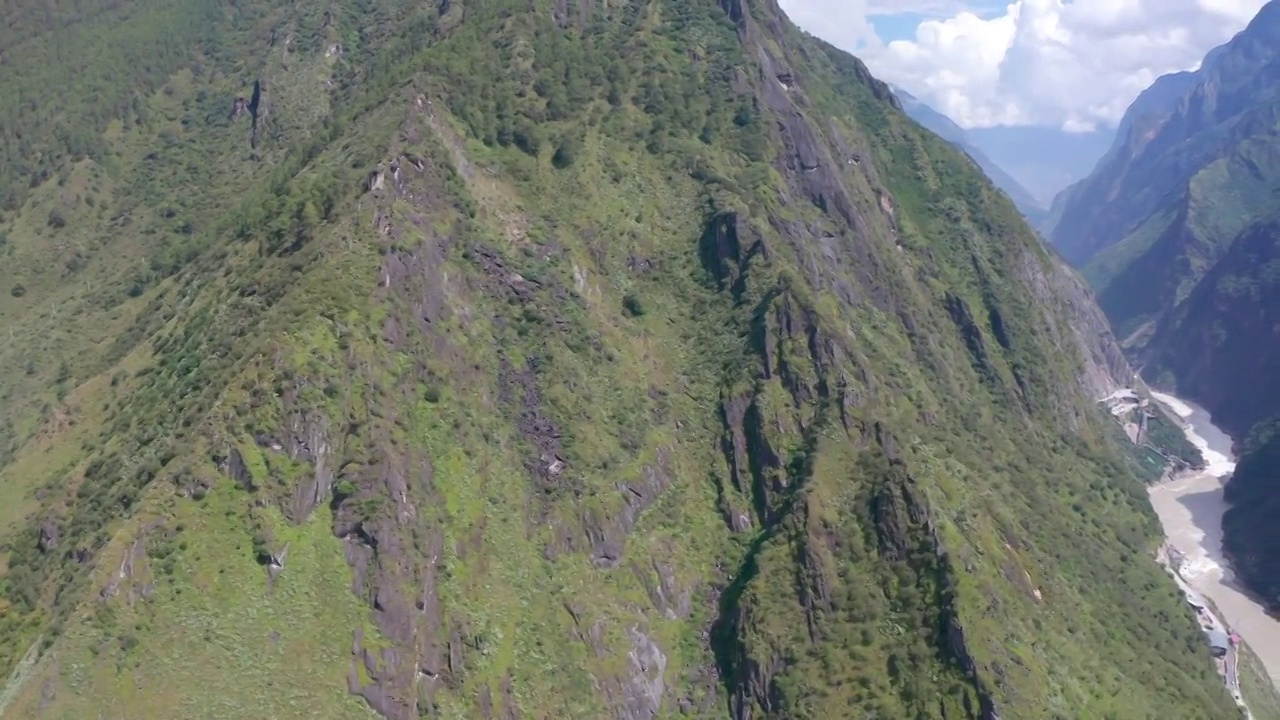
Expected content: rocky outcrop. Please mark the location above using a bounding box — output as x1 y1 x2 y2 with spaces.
945 291 996 383
98 524 160 606
613 626 668 720
215 445 258 492
699 212 765 300
581 448 675 568
498 354 570 500
36 521 58 553
1022 251 1135 401
337 440 449 720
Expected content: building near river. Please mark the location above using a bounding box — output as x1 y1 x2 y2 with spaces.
1207 628 1231 658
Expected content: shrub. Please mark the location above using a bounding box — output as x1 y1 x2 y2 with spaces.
622 292 646 317
552 135 581 169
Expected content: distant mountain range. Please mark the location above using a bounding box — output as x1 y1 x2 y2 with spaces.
892 87 1049 224
893 87 1114 228
1047 0 1280 362
969 124 1114 209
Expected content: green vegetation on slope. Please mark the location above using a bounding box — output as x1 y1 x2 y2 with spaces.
1241 641 1280 720
893 88 1048 226
0 0 1245 718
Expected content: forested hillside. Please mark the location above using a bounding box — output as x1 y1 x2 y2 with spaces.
0 0 1242 718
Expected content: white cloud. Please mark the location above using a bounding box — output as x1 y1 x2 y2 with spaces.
779 0 1268 130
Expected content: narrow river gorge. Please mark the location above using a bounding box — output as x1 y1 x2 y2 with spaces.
1148 392 1280 688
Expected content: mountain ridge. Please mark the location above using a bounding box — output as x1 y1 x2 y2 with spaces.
891 86 1049 225
1045 0 1280 409
1049 0 1280 281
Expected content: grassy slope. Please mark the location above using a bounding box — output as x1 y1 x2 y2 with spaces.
1241 641 1280 720
0 0 1247 718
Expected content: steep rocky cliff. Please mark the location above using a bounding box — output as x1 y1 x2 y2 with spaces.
0 0 1239 718
1144 222 1280 436
1223 417 1280 614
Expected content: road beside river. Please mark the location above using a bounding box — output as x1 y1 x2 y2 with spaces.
1148 392 1280 689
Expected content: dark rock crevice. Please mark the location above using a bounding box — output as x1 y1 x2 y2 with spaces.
248 78 268 154
944 292 996 384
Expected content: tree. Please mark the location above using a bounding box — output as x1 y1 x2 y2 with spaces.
513 119 542 157
552 134 581 169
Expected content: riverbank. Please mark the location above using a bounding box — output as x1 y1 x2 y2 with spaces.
1146 392 1280 694
1158 542 1251 715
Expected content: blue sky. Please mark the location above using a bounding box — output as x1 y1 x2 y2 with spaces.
863 0 1013 43
868 2 1009 43
868 13 927 42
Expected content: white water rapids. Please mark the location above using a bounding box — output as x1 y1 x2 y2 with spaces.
1148 391 1280 686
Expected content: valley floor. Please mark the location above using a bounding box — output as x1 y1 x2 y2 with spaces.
1147 392 1280 714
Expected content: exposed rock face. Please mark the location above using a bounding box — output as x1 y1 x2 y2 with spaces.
37 521 59 553
1031 253 1135 401
248 78 268 152
620 626 668 718
216 445 258 492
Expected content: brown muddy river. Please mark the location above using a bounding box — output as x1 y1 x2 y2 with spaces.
1148 391 1280 686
